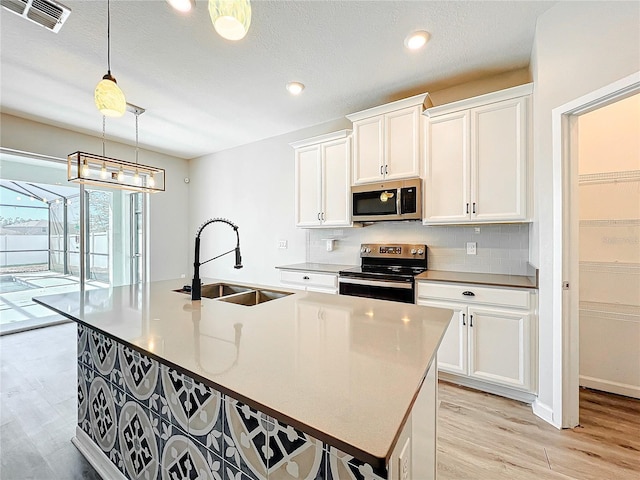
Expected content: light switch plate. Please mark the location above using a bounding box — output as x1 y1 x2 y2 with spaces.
466 242 477 255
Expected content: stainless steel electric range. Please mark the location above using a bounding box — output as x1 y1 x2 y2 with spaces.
338 243 427 304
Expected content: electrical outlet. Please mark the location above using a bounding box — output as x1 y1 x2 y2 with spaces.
278 240 288 249
398 438 411 480
474 227 481 234
180 273 186 278
466 242 477 255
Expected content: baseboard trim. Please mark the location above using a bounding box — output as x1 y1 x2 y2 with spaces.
72 426 126 480
532 399 558 428
439 372 536 404
580 375 640 399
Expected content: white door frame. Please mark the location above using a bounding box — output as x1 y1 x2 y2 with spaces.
552 71 640 427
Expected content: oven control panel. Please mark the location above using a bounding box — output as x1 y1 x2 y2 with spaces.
360 244 426 259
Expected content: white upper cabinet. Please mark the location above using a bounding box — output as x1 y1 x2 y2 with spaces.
348 94 426 184
294 145 322 227
291 130 352 228
424 110 471 222
351 116 384 184
423 84 532 224
471 96 528 221
321 138 352 226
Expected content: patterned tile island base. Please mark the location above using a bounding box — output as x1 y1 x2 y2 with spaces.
77 324 392 480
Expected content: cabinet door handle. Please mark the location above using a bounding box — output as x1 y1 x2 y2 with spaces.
385 165 388 175
303 276 310 280
462 313 466 326
317 213 321 221
380 165 384 175
470 314 474 327
321 212 325 220
472 202 476 214
466 203 469 214
462 291 475 297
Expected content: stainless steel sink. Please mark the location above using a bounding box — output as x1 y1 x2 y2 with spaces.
197 283 251 299
217 289 292 306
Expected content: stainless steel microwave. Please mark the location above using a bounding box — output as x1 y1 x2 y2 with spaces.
352 178 422 222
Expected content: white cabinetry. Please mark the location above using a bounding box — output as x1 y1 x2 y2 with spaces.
417 281 537 400
280 270 338 294
291 130 352 228
423 84 532 224
347 93 426 184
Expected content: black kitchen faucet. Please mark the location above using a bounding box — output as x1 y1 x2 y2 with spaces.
191 218 243 300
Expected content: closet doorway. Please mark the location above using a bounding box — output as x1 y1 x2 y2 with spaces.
576 93 640 400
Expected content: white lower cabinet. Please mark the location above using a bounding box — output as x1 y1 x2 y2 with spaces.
417 281 536 398
280 270 338 294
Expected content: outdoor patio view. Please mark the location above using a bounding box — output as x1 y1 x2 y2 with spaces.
0 180 112 333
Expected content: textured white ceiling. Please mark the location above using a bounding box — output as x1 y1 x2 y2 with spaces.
0 0 553 159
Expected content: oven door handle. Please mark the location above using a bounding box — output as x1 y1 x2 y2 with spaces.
338 277 413 289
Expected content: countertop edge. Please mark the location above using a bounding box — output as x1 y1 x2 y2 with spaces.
415 270 538 290
275 263 356 274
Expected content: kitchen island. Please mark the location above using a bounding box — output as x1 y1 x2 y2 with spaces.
34 279 452 480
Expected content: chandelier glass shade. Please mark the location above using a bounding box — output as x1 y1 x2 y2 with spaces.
95 72 126 117
208 0 251 41
68 151 165 193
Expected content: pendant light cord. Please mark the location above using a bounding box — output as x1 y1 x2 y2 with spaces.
102 115 106 157
107 0 111 74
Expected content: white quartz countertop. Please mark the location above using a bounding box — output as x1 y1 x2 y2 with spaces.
276 262 356 274
34 278 452 467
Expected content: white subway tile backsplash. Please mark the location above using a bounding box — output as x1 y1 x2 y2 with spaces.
309 222 530 275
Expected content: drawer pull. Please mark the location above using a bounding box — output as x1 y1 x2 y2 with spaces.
462 291 475 297
303 276 310 280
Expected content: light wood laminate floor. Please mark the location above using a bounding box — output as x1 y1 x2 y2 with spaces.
1 323 638 479
437 381 640 480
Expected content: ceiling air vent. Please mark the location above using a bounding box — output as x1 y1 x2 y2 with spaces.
1 0 71 33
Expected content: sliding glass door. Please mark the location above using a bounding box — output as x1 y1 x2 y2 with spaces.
0 151 147 334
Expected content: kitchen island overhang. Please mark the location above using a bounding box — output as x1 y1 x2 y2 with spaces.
35 278 452 480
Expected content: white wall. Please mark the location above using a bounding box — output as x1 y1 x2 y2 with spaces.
0 113 190 282
188 118 351 287
531 1 640 417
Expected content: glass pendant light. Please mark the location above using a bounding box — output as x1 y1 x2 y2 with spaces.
166 0 194 13
208 0 251 41
94 0 126 117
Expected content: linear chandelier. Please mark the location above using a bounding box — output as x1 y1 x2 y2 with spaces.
68 104 165 193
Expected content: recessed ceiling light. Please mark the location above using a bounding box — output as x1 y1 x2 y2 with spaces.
404 30 430 50
286 82 305 95
166 0 194 13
